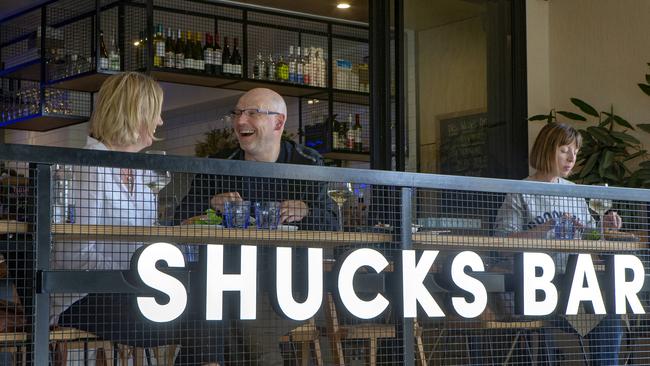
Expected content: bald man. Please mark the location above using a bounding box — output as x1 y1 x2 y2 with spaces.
176 88 336 365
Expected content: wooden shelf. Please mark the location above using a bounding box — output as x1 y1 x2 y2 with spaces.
309 90 370 105
0 113 88 132
0 59 41 81
47 70 118 92
323 151 370 162
226 79 326 98
151 68 238 88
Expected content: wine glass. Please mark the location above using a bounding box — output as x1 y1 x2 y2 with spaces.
588 183 612 241
328 182 353 232
144 150 172 225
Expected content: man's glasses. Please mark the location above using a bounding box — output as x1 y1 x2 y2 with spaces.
227 108 282 120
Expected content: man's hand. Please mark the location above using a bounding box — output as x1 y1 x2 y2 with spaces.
280 200 309 223
603 210 622 230
210 192 242 212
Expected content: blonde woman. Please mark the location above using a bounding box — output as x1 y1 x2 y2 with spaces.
52 72 222 365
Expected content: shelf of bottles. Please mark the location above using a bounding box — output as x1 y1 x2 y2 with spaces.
302 93 370 161
0 0 370 140
0 78 91 131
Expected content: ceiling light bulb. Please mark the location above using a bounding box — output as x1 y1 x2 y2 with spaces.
337 3 351 9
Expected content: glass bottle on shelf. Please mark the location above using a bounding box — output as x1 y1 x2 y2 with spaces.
303 47 312 86
222 36 232 75
175 29 185 69
276 55 288 82
331 116 340 150
296 46 304 84
213 32 222 75
345 114 354 150
164 28 175 68
153 24 165 67
108 32 120 71
288 45 296 83
353 113 363 152
184 31 194 70
99 30 109 70
253 51 266 80
194 32 204 71
203 33 214 74
266 54 276 81
317 48 326 87
231 37 242 77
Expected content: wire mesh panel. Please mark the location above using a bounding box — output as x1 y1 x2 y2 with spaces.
0 162 36 365
415 185 650 365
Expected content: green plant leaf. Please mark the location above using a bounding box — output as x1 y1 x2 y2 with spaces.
557 111 587 121
570 98 599 117
586 126 615 145
529 114 550 121
640 83 650 96
610 131 640 145
580 152 600 178
599 150 614 176
612 114 634 130
624 149 647 161
638 124 650 133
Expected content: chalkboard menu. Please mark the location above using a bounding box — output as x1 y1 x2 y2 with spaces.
439 111 489 177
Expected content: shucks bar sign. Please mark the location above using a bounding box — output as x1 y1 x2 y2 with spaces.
131 243 646 323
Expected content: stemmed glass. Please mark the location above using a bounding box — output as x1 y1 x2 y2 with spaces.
145 150 172 225
327 182 353 232
588 183 612 241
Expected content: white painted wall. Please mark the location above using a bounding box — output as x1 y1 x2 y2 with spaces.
527 0 650 170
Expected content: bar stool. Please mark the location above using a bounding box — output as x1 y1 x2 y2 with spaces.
50 327 114 366
282 319 323 366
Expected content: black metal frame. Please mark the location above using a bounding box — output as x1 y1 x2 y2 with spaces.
2 142 649 364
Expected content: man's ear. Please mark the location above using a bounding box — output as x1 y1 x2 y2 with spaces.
275 114 286 131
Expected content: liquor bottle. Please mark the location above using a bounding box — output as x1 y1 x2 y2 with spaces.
194 32 204 71
253 51 266 80
231 37 242 77
175 29 185 69
222 36 232 75
203 33 214 74
108 32 120 71
303 47 312 86
184 31 194 70
213 32 222 75
345 114 354 150
164 28 175 68
276 55 288 82
317 48 326 87
266 53 276 81
99 30 109 70
153 24 165 67
353 113 363 152
288 45 296 83
133 31 145 68
296 46 304 84
331 116 340 150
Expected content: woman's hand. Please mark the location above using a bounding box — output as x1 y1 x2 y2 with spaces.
210 192 242 213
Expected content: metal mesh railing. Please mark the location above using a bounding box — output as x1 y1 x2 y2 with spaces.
2 144 649 365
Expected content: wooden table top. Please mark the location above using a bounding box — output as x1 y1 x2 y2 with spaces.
51 224 393 246
45 224 647 253
412 233 645 253
0 220 29 235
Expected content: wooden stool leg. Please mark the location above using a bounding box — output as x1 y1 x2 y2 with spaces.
326 293 345 365
300 342 310 366
134 347 144 366
313 337 323 366
414 320 427 366
369 338 377 366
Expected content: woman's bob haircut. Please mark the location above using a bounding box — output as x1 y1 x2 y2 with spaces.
89 72 163 147
530 122 582 174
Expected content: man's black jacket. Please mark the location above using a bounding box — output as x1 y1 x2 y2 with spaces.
175 140 337 231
